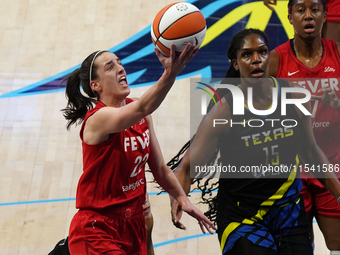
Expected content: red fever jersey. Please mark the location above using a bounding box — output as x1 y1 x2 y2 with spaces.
275 39 340 162
76 98 149 210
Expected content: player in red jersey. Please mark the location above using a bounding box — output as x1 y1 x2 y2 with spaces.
263 0 340 41
61 45 216 255
268 0 340 254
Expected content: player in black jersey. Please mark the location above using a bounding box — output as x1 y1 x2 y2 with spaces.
169 28 340 255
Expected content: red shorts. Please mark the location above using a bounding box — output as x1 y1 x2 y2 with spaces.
326 0 340 22
300 174 340 218
69 205 147 255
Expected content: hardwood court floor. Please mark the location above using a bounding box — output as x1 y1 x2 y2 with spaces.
0 0 330 254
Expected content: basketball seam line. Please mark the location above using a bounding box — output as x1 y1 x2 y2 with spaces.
156 11 200 46
161 26 206 40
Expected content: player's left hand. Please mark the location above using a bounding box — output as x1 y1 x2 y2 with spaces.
171 197 186 230
179 200 216 234
154 43 199 78
312 87 340 110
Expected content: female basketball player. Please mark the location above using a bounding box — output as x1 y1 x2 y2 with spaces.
170 28 340 255
269 0 340 253
62 44 216 255
263 0 340 42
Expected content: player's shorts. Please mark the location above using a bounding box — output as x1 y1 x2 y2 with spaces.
69 205 147 255
300 176 340 218
218 194 312 255
326 0 340 22
300 151 340 218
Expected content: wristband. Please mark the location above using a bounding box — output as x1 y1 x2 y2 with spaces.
337 195 340 204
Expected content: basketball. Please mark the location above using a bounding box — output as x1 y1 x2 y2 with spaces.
151 2 207 57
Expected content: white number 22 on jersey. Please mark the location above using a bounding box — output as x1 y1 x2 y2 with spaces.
130 153 149 178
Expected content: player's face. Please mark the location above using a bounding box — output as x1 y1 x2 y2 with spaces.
93 52 130 100
288 0 326 38
233 34 270 81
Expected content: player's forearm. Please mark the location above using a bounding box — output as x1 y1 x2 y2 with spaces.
174 167 192 195
173 155 193 195
137 71 176 116
154 166 190 200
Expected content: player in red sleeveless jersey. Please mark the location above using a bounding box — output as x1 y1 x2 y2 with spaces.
61 45 216 255
263 0 340 41
268 0 340 253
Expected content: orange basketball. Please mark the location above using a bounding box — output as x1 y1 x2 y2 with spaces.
151 2 207 57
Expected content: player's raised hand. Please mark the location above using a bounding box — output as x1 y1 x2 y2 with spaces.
154 43 198 77
312 87 340 110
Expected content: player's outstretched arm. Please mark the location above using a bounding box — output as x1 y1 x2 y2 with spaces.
146 115 216 234
170 98 231 230
87 43 198 139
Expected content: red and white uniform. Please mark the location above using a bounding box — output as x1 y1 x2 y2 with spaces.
275 38 340 218
77 98 149 209
69 98 149 255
